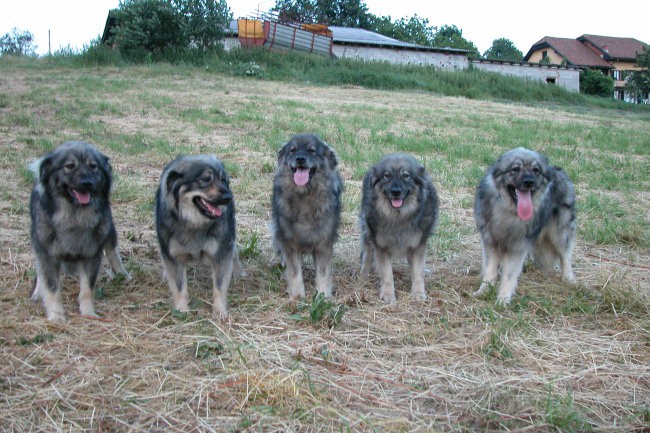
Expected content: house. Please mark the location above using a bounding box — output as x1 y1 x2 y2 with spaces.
524 34 648 102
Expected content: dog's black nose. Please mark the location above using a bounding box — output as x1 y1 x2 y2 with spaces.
79 176 95 190
295 156 306 166
390 187 402 198
522 175 535 189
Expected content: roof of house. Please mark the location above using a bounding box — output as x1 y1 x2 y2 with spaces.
524 36 612 68
578 34 648 61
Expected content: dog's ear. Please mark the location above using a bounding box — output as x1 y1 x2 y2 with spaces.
413 164 426 186
36 155 54 185
325 145 338 169
165 170 183 194
277 142 289 163
97 152 113 191
369 164 382 187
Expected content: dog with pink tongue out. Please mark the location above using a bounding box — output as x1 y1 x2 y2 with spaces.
359 154 439 303
473 147 577 305
271 134 343 300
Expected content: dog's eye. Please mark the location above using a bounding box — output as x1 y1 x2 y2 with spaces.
309 147 317 154
203 173 214 183
383 172 391 180
88 163 98 171
402 172 411 180
64 163 76 171
511 166 520 173
532 167 540 174
289 147 296 154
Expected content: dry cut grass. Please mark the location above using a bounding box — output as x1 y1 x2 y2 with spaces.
0 62 648 432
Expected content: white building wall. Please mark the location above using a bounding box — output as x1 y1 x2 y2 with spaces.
471 61 580 92
332 45 469 69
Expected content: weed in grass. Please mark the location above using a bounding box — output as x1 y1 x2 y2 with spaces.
239 231 260 260
193 341 225 360
543 384 593 433
287 293 346 328
17 333 54 346
0 93 9 108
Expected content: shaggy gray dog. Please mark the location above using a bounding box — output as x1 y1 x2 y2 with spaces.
155 155 241 318
359 154 439 303
29 141 129 322
271 134 342 299
474 147 576 304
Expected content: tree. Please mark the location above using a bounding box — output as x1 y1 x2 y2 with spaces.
580 69 614 98
109 0 231 59
430 25 478 55
174 0 232 49
371 14 437 46
0 28 36 56
483 38 523 62
626 46 650 103
273 0 372 28
112 0 185 58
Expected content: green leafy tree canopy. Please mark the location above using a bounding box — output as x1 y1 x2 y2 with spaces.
111 0 231 59
0 28 37 56
430 25 478 55
580 69 614 98
626 46 650 102
483 38 523 62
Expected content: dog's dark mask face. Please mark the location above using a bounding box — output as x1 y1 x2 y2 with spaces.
373 161 424 210
494 152 549 221
40 146 111 207
166 162 232 220
278 134 337 187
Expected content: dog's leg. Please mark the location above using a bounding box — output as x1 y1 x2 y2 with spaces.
558 239 575 282
231 246 246 278
211 254 234 318
34 260 66 322
497 251 527 305
407 245 427 301
359 239 373 278
375 247 396 303
78 258 101 318
474 243 499 297
284 248 305 299
104 226 131 281
313 249 333 298
162 256 189 311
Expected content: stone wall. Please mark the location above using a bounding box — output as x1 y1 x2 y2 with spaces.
471 60 580 92
332 45 469 70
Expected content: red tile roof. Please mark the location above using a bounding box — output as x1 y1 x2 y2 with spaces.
526 36 611 68
578 34 648 61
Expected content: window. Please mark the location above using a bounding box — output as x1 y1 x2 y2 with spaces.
612 70 621 80
546 77 556 84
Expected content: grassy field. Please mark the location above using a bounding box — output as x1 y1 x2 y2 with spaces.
0 57 649 432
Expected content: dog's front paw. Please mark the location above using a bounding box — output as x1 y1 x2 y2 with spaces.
495 296 511 306
472 282 489 298
411 290 427 301
380 288 396 304
46 309 67 323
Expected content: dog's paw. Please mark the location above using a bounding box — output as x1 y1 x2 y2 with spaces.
472 282 489 298
212 307 229 320
495 296 511 306
380 289 396 304
46 310 67 323
411 290 427 301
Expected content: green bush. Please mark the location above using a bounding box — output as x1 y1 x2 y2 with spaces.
580 69 614 98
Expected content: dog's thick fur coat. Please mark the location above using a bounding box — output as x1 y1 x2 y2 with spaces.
29 141 129 322
474 147 576 304
359 153 439 302
271 134 342 298
155 155 241 318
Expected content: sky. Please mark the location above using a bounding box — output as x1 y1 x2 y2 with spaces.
1 0 648 56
